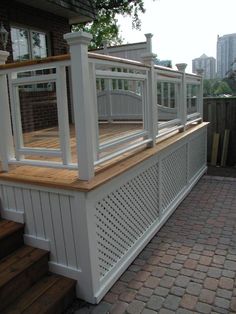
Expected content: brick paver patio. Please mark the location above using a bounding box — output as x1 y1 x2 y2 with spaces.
69 175 236 314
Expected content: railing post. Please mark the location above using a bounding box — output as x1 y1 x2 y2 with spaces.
0 51 14 171
141 33 158 146
64 31 96 180
176 63 187 131
196 69 204 122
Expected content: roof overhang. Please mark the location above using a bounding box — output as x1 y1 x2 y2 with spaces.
16 0 96 24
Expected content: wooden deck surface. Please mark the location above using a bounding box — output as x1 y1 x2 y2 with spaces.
0 123 208 192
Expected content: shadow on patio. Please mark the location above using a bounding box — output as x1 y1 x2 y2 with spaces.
67 174 236 314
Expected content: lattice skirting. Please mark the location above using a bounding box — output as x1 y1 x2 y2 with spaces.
0 125 207 304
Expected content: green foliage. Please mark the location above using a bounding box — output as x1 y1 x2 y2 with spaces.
203 79 232 97
73 0 146 49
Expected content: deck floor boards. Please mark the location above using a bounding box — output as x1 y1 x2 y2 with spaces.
0 123 207 191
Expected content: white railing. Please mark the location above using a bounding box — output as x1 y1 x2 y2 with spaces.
0 31 203 180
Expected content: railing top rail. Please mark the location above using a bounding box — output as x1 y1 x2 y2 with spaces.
154 64 201 79
88 52 150 68
0 54 70 71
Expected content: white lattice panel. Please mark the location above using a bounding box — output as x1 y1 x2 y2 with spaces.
95 163 159 278
161 145 187 212
189 132 206 180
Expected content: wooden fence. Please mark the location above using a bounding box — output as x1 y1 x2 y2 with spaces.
203 97 236 165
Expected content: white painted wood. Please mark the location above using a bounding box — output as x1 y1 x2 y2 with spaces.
60 194 77 268
30 190 45 238
1 209 24 223
0 52 14 171
56 65 72 165
176 63 187 131
50 192 67 265
24 234 50 251
22 188 36 235
12 73 56 85
64 31 95 180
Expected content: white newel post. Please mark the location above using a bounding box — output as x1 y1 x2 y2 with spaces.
64 31 96 180
176 63 187 131
0 51 14 171
196 69 204 121
142 33 158 146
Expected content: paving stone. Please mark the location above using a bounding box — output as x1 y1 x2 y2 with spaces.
170 286 185 297
222 269 235 278
199 256 212 266
161 254 175 264
111 282 128 294
184 259 198 269
151 267 166 278
216 288 232 300
126 300 145 314
119 289 136 302
176 309 193 314
180 268 194 277
230 297 236 312
175 275 190 288
146 295 164 311
195 301 212 314
144 276 159 288
180 294 198 310
218 276 234 290
120 271 136 283
165 268 179 277
128 280 143 290
136 295 149 302
199 289 215 304
186 282 202 296
224 260 236 271
196 265 209 272
170 262 182 270
141 309 157 314
154 286 169 297
193 271 206 280
212 255 225 265
91 302 112 314
138 287 153 297
159 276 175 288
103 292 118 303
135 271 150 282
159 309 175 314
110 302 129 314
214 297 230 310
163 295 181 310
203 278 219 290
207 267 222 278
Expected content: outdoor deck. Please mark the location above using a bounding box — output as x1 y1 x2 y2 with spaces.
70 174 236 313
0 123 205 191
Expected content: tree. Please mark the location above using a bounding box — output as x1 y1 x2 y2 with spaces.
73 0 146 49
203 79 232 97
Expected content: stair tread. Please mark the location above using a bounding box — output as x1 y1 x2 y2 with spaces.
0 245 49 288
3 274 76 314
0 219 24 240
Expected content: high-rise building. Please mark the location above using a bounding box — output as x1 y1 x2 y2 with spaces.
192 54 216 79
217 33 236 78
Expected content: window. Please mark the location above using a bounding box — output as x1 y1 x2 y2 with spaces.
11 26 49 61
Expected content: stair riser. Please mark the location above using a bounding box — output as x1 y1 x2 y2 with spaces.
0 229 24 260
0 255 48 311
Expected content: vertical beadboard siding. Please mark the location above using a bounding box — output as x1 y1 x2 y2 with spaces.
0 182 79 269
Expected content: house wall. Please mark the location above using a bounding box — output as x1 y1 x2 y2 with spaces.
0 0 70 60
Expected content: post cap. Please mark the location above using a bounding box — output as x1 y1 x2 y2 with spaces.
176 63 187 72
0 50 9 64
64 31 92 46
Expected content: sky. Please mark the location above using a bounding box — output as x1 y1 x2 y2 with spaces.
117 0 236 72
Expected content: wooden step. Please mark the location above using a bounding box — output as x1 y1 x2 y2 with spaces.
0 219 24 259
0 245 49 311
3 273 76 314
